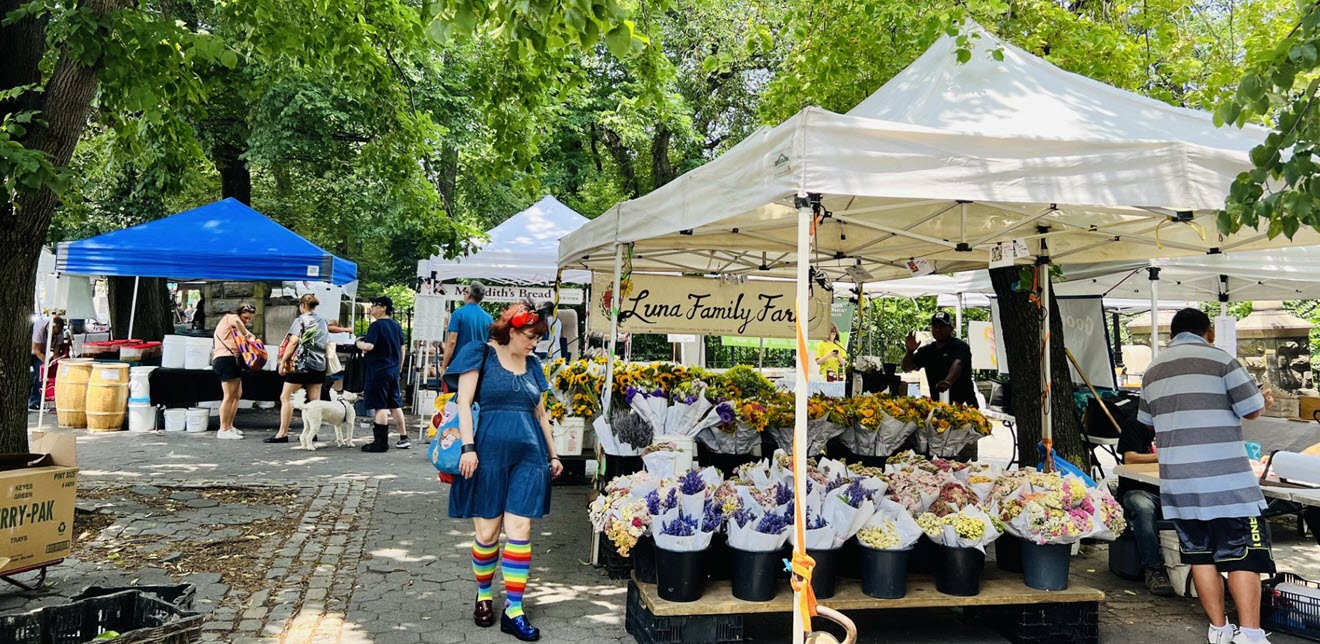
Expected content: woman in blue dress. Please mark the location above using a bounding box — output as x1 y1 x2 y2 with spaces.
446 301 562 642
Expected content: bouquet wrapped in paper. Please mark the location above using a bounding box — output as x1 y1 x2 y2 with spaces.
697 399 761 455
764 394 849 457
963 463 1001 503
927 481 975 517
887 467 947 516
589 472 663 555
642 441 688 478
593 406 651 457
846 395 922 457
627 385 673 434
788 487 840 550
916 403 993 458
675 467 722 518
824 478 879 548
997 471 1126 545
667 380 719 436
916 505 1002 553
855 497 925 551
654 506 717 552
728 503 792 552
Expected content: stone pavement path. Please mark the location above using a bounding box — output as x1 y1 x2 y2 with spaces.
9 413 1320 643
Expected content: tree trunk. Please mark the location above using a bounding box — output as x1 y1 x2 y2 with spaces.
0 0 126 453
107 277 174 342
599 126 640 198
212 137 252 205
651 125 675 190
988 266 1086 468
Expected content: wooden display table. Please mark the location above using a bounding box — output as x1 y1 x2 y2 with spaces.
626 568 1104 644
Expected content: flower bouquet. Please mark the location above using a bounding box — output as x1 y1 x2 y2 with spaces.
653 504 719 602
696 398 761 455
997 471 1126 545
642 440 688 478
854 496 926 599
727 503 792 601
845 394 923 457
886 467 946 516
824 478 881 549
857 497 925 552
916 505 1002 554
593 406 651 457
927 481 975 517
763 394 850 457
589 472 662 556
916 402 993 458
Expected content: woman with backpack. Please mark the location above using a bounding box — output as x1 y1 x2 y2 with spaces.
212 303 257 440
266 294 329 444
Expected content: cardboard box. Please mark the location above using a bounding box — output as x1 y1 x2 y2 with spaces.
1300 396 1320 422
0 432 78 575
1264 396 1300 419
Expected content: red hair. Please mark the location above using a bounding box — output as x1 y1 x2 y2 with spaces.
488 301 549 345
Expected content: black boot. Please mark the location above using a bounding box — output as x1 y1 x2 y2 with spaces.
361 424 389 452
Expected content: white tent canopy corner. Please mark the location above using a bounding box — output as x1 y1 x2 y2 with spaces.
425 195 592 285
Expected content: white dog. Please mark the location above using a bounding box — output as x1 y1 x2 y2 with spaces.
291 389 360 450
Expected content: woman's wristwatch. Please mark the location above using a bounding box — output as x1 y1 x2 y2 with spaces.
461 443 477 454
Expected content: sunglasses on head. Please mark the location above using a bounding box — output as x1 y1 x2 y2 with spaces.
510 310 539 329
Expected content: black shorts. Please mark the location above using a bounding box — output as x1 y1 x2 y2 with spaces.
1173 516 1276 574
283 369 326 386
363 372 402 410
212 356 242 382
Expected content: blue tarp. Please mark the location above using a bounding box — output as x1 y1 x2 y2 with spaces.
55 198 357 285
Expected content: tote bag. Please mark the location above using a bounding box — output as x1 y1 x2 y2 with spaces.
232 330 268 371
428 346 490 475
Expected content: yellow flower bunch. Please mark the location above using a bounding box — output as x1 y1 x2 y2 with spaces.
765 392 795 429
547 400 567 425
852 395 883 431
736 400 769 432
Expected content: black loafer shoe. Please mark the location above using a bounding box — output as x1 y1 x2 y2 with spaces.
263 436 289 443
501 613 540 642
474 599 494 627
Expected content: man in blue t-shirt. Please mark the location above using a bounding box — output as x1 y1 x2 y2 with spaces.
442 282 493 374
357 296 408 452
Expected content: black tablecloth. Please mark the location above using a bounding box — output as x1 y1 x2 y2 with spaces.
150 368 286 407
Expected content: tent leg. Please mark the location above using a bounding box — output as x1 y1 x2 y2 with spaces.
956 293 965 337
35 324 53 429
127 276 140 340
600 245 624 420
1148 266 1161 358
791 197 812 644
1041 262 1053 447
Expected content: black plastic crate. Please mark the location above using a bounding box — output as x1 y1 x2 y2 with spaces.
72 584 197 610
599 533 633 580
0 589 203 644
1263 573 1320 641
625 581 743 644
966 602 1099 644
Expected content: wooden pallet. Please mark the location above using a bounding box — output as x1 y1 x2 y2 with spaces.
627 569 1103 644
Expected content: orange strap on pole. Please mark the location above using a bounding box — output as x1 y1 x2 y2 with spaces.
792 301 818 626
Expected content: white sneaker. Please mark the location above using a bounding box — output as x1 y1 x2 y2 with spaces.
217 429 243 440
1233 630 1272 644
1209 624 1237 644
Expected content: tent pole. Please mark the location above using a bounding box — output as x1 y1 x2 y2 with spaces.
601 245 624 422
791 196 812 644
35 317 53 430
956 293 965 338
127 276 140 339
1148 266 1161 358
1041 262 1053 448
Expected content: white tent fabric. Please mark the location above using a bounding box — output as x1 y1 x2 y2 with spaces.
426 195 591 284
869 245 1320 303
560 23 1307 280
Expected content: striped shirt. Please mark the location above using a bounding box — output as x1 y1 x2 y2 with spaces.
1137 332 1267 520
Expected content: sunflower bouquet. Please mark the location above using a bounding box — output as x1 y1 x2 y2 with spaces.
917 402 993 458
764 393 850 458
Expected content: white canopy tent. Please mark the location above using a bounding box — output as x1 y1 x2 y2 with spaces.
559 22 1303 638
422 195 592 284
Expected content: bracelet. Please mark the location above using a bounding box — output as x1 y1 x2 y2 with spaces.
549 456 561 462
461 443 477 454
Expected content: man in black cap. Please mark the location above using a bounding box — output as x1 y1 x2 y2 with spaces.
356 295 409 452
902 311 978 407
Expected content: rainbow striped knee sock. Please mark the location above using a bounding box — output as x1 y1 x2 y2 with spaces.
502 538 531 618
472 539 500 602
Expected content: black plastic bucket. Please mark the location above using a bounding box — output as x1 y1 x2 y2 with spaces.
807 547 841 599
935 545 985 597
729 546 782 601
858 545 910 599
838 538 860 578
995 535 1023 573
1021 541 1071 591
632 535 658 584
706 533 732 581
655 546 706 602
602 454 644 481
909 535 936 574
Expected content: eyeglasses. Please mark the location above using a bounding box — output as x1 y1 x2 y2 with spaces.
519 329 541 340
510 310 539 328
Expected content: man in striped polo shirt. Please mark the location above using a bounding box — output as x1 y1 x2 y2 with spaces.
1138 308 1275 644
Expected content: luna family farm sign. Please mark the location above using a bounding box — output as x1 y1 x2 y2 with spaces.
589 274 833 339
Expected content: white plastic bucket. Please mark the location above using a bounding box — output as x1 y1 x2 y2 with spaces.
129 366 156 403
416 390 438 416
162 335 187 369
553 417 584 456
668 435 697 472
164 408 187 432
184 337 213 370
185 407 209 432
128 403 157 432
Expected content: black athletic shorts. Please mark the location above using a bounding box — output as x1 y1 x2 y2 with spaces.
283 369 326 386
212 356 242 383
1173 516 1276 574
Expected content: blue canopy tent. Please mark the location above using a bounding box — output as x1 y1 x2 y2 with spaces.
55 198 357 337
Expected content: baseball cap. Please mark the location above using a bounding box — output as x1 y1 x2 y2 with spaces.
931 311 954 327
370 296 394 313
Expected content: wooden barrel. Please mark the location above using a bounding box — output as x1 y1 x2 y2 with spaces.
86 363 130 432
55 359 95 428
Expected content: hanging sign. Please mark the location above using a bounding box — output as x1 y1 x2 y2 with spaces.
437 284 584 305
413 294 448 343
1214 315 1237 354
906 258 935 277
967 321 998 371
590 274 833 339
989 239 1031 269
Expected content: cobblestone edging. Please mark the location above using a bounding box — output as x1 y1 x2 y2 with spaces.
192 478 378 644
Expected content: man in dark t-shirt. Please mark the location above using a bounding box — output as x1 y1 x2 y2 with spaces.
902 311 978 407
357 296 408 453
1117 421 1175 596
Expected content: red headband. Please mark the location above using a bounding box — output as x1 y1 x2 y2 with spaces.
504 305 539 329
